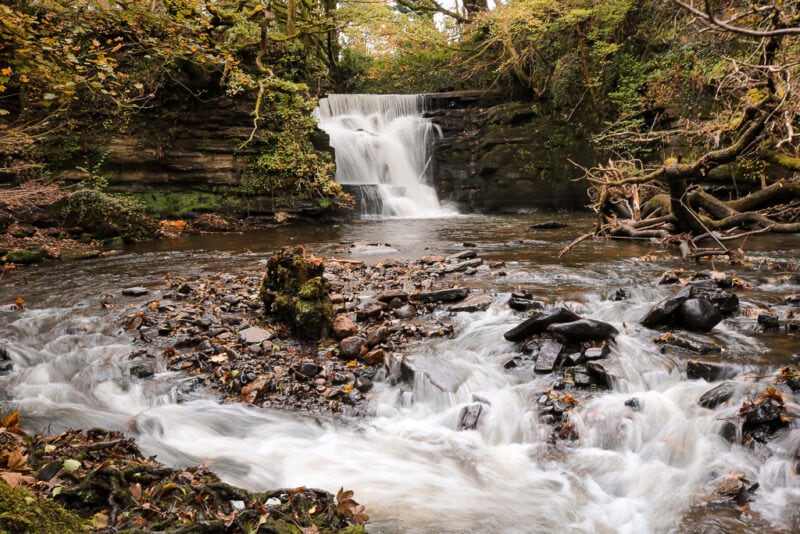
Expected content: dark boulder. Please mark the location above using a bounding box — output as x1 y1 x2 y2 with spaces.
641 285 692 328
686 360 737 381
698 382 736 409
547 319 619 342
338 336 367 359
508 297 545 312
677 298 723 332
410 287 470 304
503 307 580 342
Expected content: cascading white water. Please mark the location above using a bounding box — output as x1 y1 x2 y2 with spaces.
2 224 799 533
315 94 453 218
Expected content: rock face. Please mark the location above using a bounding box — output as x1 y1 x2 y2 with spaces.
425 92 595 212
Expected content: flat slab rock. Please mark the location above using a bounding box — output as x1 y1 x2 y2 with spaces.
122 287 149 296
547 319 618 342
238 326 273 345
410 287 470 303
504 307 581 343
449 294 493 313
534 339 564 373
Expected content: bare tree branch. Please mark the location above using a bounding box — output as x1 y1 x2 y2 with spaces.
672 0 800 37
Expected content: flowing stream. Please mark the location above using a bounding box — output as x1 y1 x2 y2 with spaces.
315 94 453 218
1 215 799 533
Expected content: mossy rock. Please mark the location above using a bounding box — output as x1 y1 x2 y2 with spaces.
4 248 47 264
59 249 101 261
261 247 333 340
0 481 85 534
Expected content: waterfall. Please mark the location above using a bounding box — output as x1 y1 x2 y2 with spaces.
315 94 453 218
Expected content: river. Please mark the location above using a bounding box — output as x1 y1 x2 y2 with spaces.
1 213 798 533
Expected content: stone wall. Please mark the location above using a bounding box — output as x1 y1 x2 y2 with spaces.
425 91 595 212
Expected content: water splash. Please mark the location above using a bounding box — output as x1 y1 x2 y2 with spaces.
315 94 455 219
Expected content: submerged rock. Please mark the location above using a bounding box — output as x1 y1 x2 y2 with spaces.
686 360 737 382
503 307 581 342
459 403 484 430
449 294 492 313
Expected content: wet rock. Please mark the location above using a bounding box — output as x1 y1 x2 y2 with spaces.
641 285 693 328
508 297 545 312
332 315 357 339
366 327 388 347
585 362 612 389
447 250 477 261
503 307 581 342
0 349 11 375
410 287 470 304
295 360 320 379
583 345 609 360
692 286 739 315
785 294 800 305
655 332 722 354
740 388 788 443
448 294 492 313
625 397 641 411
677 298 723 332
530 221 567 229
757 312 780 330
339 336 367 359
400 354 470 393
699 382 736 409
356 301 385 321
610 288 629 301
547 319 619 342
192 213 231 232
364 348 386 366
354 376 373 393
375 289 408 303
534 339 564 373
686 360 736 381
394 304 417 319
563 352 583 367
129 358 157 378
419 255 445 264
122 287 149 297
442 258 482 274
571 365 594 387
239 326 273 345
717 421 737 443
459 403 483 430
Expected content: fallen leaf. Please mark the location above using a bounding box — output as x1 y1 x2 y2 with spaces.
0 471 35 487
5 448 29 471
13 297 24 309
130 482 142 502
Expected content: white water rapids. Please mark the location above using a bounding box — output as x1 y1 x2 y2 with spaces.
1 239 798 532
315 94 454 218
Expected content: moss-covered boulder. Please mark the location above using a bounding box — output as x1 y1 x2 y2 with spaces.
0 482 85 534
4 247 47 264
260 246 333 339
58 188 157 241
